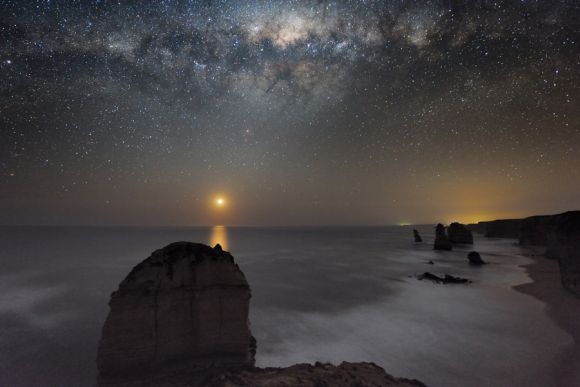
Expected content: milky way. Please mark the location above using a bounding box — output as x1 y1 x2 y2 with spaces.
1 1 579 225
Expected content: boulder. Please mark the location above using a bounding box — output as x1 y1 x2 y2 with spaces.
413 229 423 243
97 242 255 385
467 251 486 265
433 224 452 251
447 222 474 244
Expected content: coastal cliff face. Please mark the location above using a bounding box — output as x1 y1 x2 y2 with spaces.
470 219 522 238
469 211 580 298
97 242 425 387
519 211 580 297
433 224 452 250
97 242 255 385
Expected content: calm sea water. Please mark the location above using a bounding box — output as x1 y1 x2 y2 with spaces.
0 226 574 386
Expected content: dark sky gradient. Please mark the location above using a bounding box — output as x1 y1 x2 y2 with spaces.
1 0 579 226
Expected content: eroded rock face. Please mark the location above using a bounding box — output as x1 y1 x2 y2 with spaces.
518 211 580 297
447 223 473 244
433 224 452 251
97 242 255 385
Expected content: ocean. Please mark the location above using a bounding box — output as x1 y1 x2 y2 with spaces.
0 225 575 386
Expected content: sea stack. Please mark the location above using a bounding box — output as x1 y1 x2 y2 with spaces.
447 222 474 244
433 224 452 251
413 229 423 243
97 242 255 385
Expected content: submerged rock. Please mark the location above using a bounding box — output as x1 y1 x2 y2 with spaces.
467 251 486 265
97 242 255 385
418 272 471 284
433 224 452 251
413 229 423 243
97 242 426 386
447 223 474 244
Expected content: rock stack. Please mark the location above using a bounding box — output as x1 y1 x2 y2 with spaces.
413 229 423 243
97 242 255 385
433 224 452 251
447 222 474 244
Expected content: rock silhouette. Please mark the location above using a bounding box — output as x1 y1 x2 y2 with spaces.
97 242 426 386
467 251 486 265
418 272 470 284
469 211 580 297
97 242 255 385
447 222 474 244
519 211 580 297
470 219 522 238
413 229 423 242
433 224 452 251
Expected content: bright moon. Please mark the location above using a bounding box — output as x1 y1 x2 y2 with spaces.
214 197 226 208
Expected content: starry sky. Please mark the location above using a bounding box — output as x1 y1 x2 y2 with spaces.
1 0 579 226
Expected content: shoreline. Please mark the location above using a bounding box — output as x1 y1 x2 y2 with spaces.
514 253 580 386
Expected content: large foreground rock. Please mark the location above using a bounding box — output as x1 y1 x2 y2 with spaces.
98 242 426 386
447 223 473 244
97 242 255 385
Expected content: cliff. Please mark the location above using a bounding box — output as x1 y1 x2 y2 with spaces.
518 211 580 297
468 219 522 238
469 211 580 298
97 242 426 387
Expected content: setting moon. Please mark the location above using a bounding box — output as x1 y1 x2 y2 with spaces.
214 196 226 208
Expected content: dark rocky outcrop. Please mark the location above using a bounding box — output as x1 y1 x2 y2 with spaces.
518 211 580 297
413 229 423 243
433 224 452 251
98 242 426 386
447 223 474 244
467 251 486 266
205 362 426 387
418 272 471 284
472 211 580 298
97 242 255 385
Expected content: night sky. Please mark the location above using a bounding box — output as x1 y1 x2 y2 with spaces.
1 0 579 226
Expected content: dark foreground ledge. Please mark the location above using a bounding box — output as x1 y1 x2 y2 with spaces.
99 362 426 387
